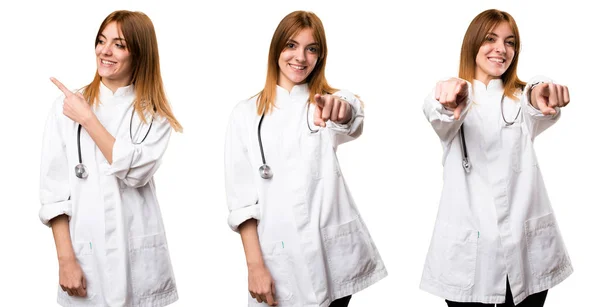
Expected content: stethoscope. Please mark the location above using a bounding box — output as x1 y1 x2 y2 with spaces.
458 95 521 173
74 109 153 179
257 103 318 179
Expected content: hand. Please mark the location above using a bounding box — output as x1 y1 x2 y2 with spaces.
248 264 278 306
313 94 352 127
530 83 570 115
58 258 87 297
50 77 95 126
435 78 469 120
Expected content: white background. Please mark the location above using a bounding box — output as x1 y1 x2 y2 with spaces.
0 0 597 306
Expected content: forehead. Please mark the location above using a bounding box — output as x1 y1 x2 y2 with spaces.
488 21 514 37
290 27 317 42
101 21 124 38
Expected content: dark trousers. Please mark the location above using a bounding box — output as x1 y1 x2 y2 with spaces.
329 295 352 307
446 280 547 307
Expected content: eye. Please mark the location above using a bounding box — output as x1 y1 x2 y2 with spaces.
506 40 516 47
485 36 495 43
97 38 105 45
307 46 319 53
286 42 295 49
115 43 126 50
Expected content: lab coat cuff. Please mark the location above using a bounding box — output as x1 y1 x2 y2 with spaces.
106 137 138 178
328 90 362 133
39 200 72 227
523 76 560 120
228 204 260 233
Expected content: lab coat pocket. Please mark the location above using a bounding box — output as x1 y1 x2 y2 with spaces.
525 213 570 278
322 217 379 285
129 233 176 298
261 241 295 303
425 224 478 289
58 241 98 302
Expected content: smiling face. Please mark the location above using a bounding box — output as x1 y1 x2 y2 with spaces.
277 28 319 91
95 21 133 91
474 21 516 85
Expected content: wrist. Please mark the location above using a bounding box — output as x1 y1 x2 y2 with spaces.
80 112 97 129
58 253 76 265
528 81 544 109
247 259 265 270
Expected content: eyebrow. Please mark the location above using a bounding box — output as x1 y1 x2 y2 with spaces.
487 32 515 39
98 33 126 41
287 39 318 46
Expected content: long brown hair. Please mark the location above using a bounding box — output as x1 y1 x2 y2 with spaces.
458 9 526 99
82 10 182 132
256 11 337 115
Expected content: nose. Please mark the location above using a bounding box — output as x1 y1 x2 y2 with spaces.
294 48 306 63
494 40 506 54
101 43 113 56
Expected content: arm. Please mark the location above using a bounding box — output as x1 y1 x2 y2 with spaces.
106 115 172 188
225 104 277 306
422 78 472 148
39 100 86 297
240 220 277 306
326 90 364 147
50 77 171 188
225 104 260 232
521 76 565 140
50 215 87 297
81 115 115 164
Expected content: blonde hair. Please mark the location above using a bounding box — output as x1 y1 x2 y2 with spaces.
459 9 526 99
256 11 338 115
83 10 182 132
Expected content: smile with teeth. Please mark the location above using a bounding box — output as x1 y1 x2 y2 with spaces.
488 57 505 64
289 64 306 71
101 59 117 65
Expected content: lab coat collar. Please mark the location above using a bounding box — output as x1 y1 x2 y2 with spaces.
473 78 504 93
276 83 310 100
99 81 135 98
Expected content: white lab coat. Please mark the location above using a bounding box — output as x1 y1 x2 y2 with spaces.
420 78 572 304
225 84 387 307
39 82 178 307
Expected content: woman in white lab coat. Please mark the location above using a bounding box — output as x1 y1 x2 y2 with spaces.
421 9 572 307
225 10 387 307
40 10 181 307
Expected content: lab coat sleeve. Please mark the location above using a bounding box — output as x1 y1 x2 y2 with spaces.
39 99 72 227
106 115 172 188
521 76 561 140
224 103 260 232
422 81 474 149
327 89 364 147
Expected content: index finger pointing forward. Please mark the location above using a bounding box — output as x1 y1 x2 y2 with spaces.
50 77 73 97
314 94 325 107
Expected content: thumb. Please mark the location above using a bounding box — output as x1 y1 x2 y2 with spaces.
271 282 278 305
454 102 465 120
537 98 556 115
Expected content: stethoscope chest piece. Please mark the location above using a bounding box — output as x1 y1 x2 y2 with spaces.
259 164 272 179
75 163 88 179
